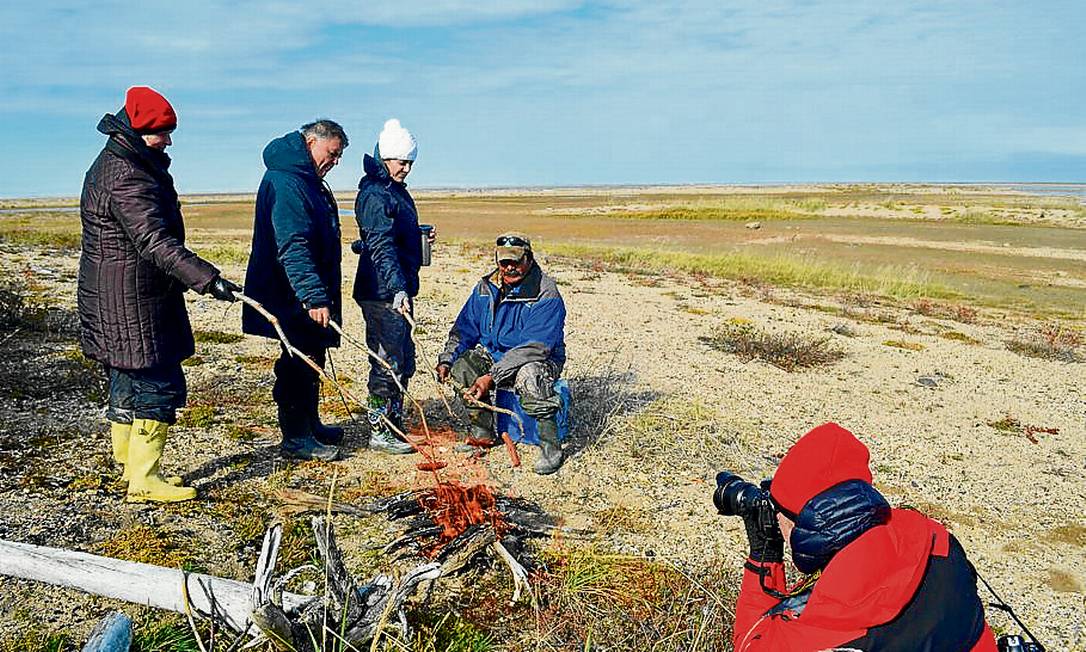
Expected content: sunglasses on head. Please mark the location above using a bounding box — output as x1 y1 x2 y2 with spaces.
496 235 529 247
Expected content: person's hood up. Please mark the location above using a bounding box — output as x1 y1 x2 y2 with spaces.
97 109 171 172
770 422 873 518
802 508 938 630
360 148 393 188
263 131 318 179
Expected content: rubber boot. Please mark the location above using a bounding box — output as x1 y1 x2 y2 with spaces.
279 406 339 461
367 395 414 455
533 417 563 475
306 379 343 446
126 419 196 503
112 421 181 485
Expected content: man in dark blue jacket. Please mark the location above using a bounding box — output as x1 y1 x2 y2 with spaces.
242 120 347 461
352 119 427 455
436 233 567 475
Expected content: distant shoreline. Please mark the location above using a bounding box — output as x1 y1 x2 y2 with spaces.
3 181 1085 206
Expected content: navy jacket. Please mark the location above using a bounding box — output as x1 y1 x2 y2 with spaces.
242 131 341 347
352 150 422 303
438 263 566 385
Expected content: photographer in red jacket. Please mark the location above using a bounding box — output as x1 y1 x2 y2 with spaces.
726 423 998 651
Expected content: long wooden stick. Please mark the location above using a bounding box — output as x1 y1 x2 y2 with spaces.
329 321 432 440
401 312 525 435
235 294 415 445
398 312 458 420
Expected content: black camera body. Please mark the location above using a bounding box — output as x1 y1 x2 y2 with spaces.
997 635 1044 652
714 471 778 536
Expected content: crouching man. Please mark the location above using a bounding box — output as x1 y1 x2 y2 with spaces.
435 233 566 475
724 423 998 650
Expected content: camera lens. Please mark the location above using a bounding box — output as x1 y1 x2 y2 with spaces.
714 471 758 516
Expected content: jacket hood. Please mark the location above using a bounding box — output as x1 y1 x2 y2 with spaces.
361 148 392 187
263 131 318 179
803 508 939 629
790 479 891 574
770 422 873 517
97 109 172 173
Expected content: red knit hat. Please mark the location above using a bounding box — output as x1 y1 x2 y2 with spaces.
770 423 873 517
125 86 177 134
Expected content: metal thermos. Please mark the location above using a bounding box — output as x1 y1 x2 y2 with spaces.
419 224 434 266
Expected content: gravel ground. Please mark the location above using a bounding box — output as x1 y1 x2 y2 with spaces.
1 240 1083 649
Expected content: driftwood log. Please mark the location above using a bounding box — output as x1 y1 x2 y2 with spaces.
0 517 441 650
0 538 313 631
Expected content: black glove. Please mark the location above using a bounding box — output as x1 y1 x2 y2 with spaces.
744 513 785 563
207 276 241 302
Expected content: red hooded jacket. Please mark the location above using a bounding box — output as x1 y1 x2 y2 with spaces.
733 423 998 651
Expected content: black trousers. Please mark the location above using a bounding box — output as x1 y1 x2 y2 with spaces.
271 310 333 412
104 363 187 425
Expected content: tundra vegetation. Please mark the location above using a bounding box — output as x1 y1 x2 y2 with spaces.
1 184 1084 650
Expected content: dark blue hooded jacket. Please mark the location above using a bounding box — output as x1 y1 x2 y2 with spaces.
352 149 423 303
242 131 341 347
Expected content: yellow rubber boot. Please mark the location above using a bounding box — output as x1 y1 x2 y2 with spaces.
111 421 180 485
110 421 131 480
126 419 195 503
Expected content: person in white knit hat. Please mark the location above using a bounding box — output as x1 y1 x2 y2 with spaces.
351 119 435 454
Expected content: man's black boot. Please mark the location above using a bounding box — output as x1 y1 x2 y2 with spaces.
279 405 338 461
533 417 563 475
305 380 343 446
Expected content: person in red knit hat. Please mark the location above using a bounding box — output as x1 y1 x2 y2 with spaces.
78 86 241 503
728 422 1000 651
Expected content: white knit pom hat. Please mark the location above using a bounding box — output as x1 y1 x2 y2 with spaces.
377 118 417 161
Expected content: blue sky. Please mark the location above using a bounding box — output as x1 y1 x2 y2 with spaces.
1 1 1083 196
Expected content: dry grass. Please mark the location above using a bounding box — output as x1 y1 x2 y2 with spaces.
701 321 845 371
1044 523 1086 548
911 298 979 323
96 524 200 569
1006 323 1084 362
533 542 733 651
883 339 925 351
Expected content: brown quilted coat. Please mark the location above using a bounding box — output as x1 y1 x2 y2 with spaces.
78 112 218 370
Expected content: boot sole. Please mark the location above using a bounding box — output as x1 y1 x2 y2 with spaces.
280 449 339 462
126 490 196 503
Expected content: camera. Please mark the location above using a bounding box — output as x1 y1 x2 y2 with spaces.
714 471 778 536
997 635 1044 652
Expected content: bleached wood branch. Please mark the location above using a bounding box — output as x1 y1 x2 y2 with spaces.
0 538 314 633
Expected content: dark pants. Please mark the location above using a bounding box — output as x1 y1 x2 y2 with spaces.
104 363 187 425
451 347 561 432
273 342 325 416
359 300 415 399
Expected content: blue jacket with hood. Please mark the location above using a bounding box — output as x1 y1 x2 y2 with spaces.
242 131 341 346
438 262 566 385
352 148 423 303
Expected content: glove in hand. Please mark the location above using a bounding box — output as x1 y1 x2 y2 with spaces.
745 513 785 563
208 276 241 302
392 291 411 313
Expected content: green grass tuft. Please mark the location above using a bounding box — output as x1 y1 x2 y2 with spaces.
193 329 244 344
177 405 216 429
549 243 955 300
